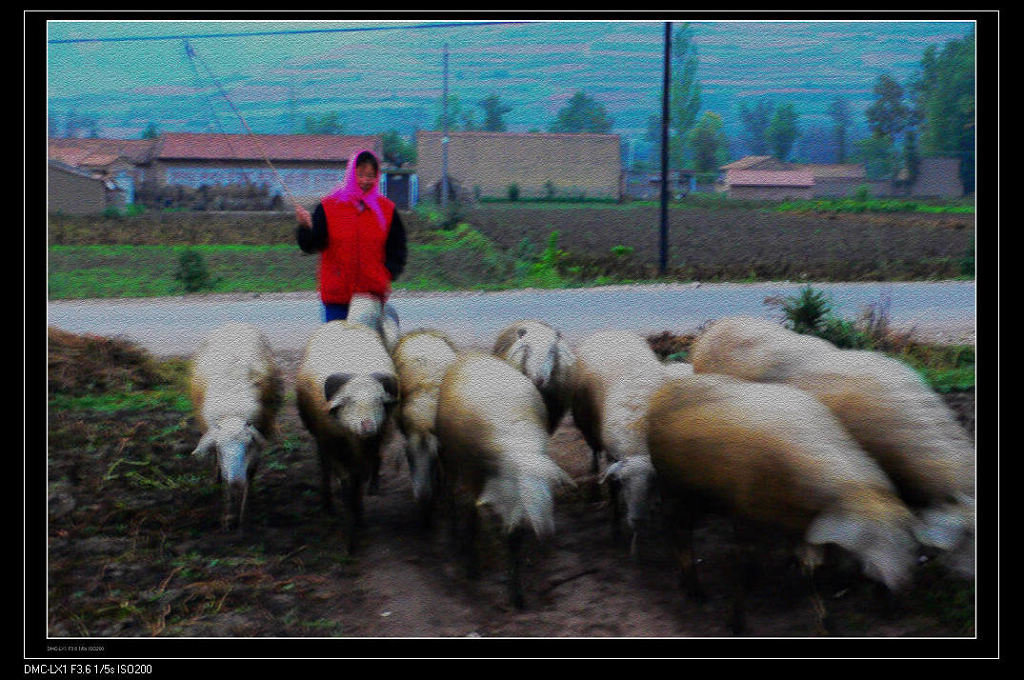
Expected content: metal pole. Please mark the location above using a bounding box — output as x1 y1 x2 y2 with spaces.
659 22 672 276
441 42 450 210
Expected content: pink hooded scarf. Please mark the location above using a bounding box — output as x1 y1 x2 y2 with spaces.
326 148 387 229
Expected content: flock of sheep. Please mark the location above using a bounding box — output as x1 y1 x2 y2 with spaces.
187 295 975 634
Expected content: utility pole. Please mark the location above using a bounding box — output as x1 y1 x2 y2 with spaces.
441 42 450 210
659 22 672 276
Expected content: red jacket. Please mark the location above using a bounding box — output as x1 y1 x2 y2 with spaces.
317 195 397 305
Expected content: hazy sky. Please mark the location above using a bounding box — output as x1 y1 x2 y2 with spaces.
45 18 975 139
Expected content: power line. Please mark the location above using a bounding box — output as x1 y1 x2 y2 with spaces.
47 21 529 45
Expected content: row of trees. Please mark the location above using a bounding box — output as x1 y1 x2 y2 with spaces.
641 23 975 192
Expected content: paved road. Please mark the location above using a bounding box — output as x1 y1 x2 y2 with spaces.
46 281 976 357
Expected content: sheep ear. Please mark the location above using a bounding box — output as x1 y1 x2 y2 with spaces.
599 460 624 485
324 373 354 401
247 425 267 447
192 430 218 458
372 373 399 400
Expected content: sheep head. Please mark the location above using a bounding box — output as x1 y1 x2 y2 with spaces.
601 455 660 543
324 371 398 439
504 323 573 392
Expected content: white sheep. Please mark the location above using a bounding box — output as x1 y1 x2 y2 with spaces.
689 315 838 382
295 320 400 554
492 319 576 434
347 293 401 353
390 328 459 525
570 329 667 548
434 351 573 609
690 315 975 561
647 372 921 635
189 322 282 532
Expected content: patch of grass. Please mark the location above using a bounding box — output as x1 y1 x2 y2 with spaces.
50 388 191 413
777 198 975 214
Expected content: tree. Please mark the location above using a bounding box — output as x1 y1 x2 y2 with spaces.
478 94 512 132
902 127 921 186
300 112 344 135
737 99 774 155
767 101 799 161
911 28 975 193
687 111 728 173
865 73 910 140
382 130 416 168
140 123 160 139
828 97 852 163
852 134 899 180
669 22 702 169
434 93 477 131
548 91 613 134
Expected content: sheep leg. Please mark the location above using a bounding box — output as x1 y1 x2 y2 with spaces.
607 478 622 541
667 495 704 602
316 442 335 516
340 474 362 556
803 562 831 636
587 448 603 503
506 526 527 610
727 519 760 636
367 450 382 496
463 504 481 580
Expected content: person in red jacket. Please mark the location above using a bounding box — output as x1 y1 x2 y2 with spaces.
295 149 407 322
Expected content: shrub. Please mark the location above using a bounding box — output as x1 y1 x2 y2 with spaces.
610 245 634 258
779 285 834 334
507 183 521 201
174 248 215 292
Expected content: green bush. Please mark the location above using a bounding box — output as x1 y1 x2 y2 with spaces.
173 248 215 292
507 183 521 201
780 285 834 334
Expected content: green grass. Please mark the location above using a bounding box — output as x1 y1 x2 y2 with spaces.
49 387 192 413
776 197 975 214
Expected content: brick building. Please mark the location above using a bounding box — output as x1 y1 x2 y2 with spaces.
48 160 119 215
147 132 383 206
416 130 621 201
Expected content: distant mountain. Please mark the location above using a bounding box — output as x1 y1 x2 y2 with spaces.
46 19 974 158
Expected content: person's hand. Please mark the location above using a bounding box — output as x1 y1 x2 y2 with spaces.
295 205 312 229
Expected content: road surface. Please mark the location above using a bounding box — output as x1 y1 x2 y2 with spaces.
46 281 976 357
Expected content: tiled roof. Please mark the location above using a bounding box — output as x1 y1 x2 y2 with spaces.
726 169 814 187
48 137 157 164
418 129 619 141
155 132 381 162
720 156 775 170
791 163 866 179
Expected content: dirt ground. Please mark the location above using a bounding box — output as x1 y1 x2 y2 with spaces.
45 337 977 649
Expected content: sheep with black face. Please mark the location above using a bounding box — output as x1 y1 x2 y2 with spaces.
295 320 399 554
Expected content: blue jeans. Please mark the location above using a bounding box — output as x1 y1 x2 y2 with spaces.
322 303 349 323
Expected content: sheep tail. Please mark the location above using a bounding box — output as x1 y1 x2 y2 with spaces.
478 459 573 539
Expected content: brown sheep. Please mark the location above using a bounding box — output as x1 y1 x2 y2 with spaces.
647 372 920 635
690 315 974 563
